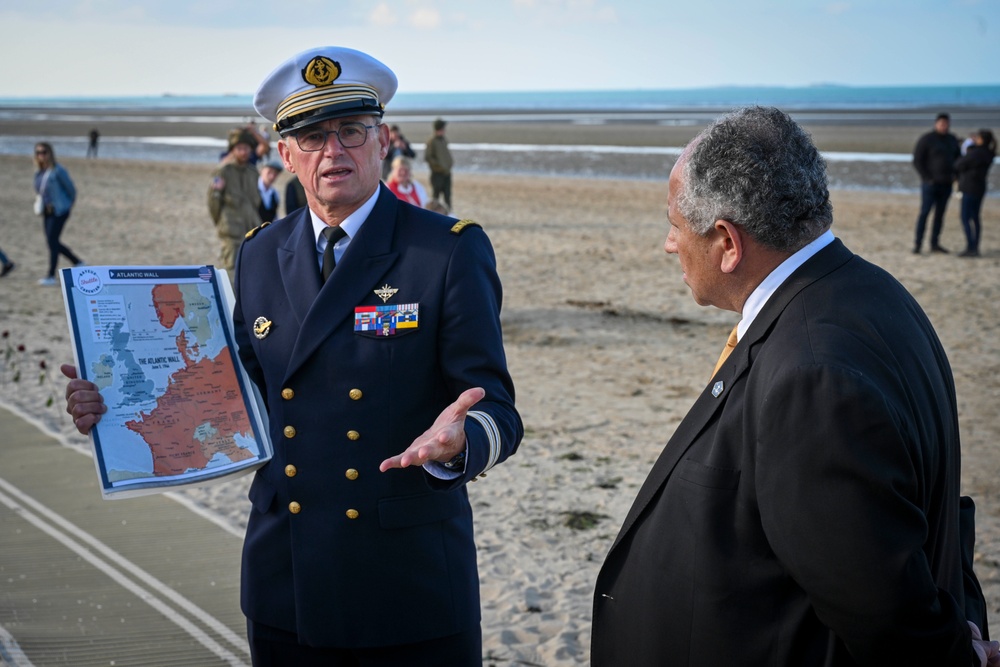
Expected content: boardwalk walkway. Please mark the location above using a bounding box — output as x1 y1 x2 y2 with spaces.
0 405 250 667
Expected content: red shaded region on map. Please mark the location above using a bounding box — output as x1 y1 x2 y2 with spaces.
125 349 254 476
151 284 185 329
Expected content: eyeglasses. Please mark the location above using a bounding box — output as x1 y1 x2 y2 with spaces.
293 122 378 152
35 149 49 155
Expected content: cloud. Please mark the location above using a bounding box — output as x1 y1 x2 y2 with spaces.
410 6 442 29
370 2 398 26
511 0 618 25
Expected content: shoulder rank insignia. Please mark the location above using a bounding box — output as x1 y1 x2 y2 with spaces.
450 219 481 235
245 221 271 240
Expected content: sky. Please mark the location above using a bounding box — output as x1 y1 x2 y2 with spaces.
1 0 997 98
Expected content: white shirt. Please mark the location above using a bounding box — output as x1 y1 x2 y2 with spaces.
736 230 836 340
310 188 380 270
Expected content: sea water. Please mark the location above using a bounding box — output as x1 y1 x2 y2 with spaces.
2 85 998 189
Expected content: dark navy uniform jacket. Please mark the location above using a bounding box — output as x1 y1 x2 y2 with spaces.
232 185 522 648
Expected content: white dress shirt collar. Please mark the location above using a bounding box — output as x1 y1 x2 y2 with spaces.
737 229 835 339
310 187 381 266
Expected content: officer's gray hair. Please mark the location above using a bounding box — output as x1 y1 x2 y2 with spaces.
677 106 833 253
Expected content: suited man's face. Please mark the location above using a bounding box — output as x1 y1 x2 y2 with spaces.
664 161 725 308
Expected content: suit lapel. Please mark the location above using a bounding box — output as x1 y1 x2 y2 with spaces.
284 187 401 381
608 239 854 553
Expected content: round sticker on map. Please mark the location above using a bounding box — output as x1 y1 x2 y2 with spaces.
76 268 103 295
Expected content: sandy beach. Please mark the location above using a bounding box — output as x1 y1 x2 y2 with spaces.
1 111 999 665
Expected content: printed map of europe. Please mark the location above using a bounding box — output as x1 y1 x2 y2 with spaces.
85 283 258 482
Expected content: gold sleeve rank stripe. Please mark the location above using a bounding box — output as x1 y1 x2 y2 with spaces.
467 410 501 474
450 219 481 235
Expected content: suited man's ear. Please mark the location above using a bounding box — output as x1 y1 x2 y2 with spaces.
715 219 744 274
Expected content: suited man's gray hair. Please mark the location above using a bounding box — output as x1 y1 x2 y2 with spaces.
677 106 833 252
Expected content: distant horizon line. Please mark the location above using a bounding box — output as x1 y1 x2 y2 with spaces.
2 82 1000 102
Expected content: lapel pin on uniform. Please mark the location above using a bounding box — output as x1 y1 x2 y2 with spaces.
253 316 273 340
374 284 398 303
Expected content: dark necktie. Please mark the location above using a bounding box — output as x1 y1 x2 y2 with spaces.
321 226 347 282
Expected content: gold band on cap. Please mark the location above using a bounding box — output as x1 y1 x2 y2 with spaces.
276 85 381 126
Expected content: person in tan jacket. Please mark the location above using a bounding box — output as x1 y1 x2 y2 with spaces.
208 129 262 271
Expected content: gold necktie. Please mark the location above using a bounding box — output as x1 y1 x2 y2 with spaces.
711 325 739 378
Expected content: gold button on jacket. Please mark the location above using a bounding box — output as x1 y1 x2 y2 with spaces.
347 430 360 441
288 501 301 514
283 425 296 438
345 468 359 480
349 388 362 400
281 387 294 400
285 465 297 477
346 509 359 519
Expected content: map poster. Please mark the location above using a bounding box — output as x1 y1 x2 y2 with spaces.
59 265 272 499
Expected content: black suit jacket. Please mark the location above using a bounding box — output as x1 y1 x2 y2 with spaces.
592 240 975 666
232 186 522 648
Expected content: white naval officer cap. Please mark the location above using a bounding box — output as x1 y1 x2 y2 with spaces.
254 46 398 137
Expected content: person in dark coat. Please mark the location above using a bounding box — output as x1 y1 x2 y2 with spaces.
591 106 998 667
912 112 961 254
954 129 996 257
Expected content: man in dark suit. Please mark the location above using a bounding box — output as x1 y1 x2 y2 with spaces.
64 45 522 666
591 106 997 666
912 112 961 254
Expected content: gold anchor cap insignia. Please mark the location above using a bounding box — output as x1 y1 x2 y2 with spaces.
302 56 341 87
374 284 398 303
253 316 273 340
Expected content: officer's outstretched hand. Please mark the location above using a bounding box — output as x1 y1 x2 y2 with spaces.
61 364 107 435
379 387 485 472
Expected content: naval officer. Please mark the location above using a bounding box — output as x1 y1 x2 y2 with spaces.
64 45 522 665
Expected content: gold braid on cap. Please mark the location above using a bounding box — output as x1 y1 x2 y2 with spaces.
276 85 381 127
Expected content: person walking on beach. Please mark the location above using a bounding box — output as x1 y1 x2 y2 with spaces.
65 45 522 666
955 129 996 258
33 142 83 286
912 112 960 254
86 128 99 158
591 106 998 666
425 117 454 210
207 129 262 272
0 247 14 277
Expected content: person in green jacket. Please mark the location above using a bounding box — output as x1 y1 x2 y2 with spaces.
208 129 262 271
424 118 454 209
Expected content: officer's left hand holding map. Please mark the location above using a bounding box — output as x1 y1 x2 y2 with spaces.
60 264 272 499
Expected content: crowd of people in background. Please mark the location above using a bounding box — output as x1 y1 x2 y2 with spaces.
14 111 995 291
199 115 455 277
